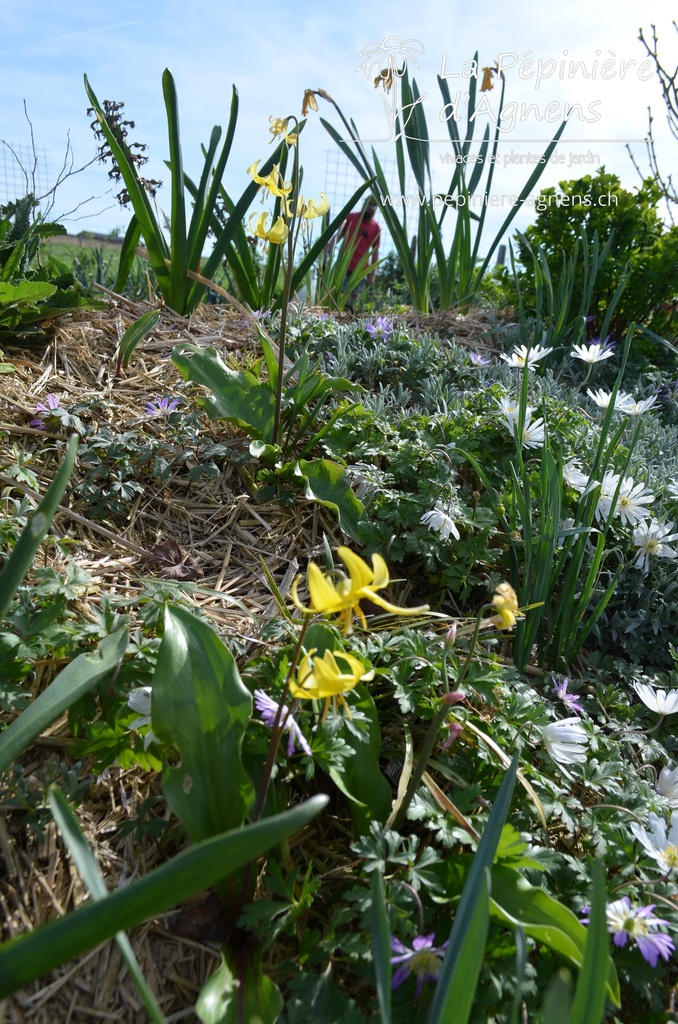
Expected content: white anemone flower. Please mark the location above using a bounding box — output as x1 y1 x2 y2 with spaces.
520 416 546 449
634 681 678 716
657 766 678 807
586 388 633 412
666 480 678 500
541 718 588 764
630 811 678 872
500 344 553 369
633 519 678 574
420 505 460 541
563 461 589 493
570 342 614 363
621 395 658 416
497 395 533 426
594 471 621 524
615 477 654 527
127 686 158 750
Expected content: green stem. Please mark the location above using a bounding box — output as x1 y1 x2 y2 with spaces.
391 608 487 831
272 118 301 448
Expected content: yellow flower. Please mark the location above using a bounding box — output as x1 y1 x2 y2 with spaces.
289 647 375 715
292 545 429 634
247 160 293 198
491 582 522 629
301 89 319 117
268 116 297 145
248 211 289 245
284 193 330 220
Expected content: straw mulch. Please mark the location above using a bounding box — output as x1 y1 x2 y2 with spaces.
0 294 498 1022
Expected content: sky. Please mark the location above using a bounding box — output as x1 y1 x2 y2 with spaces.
1 0 676 255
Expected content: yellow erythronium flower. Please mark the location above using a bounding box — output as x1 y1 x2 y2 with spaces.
289 648 375 715
491 582 522 629
292 545 429 634
268 116 297 145
285 193 330 220
247 160 293 198
248 211 289 245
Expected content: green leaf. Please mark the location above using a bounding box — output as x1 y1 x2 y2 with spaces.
570 862 618 1019
152 605 254 844
427 755 518 1024
0 795 329 998
0 280 57 306
172 344 275 442
295 459 366 543
49 789 168 1024
490 865 619 1005
328 683 392 833
0 434 78 621
0 629 129 774
197 944 283 1024
118 309 160 368
369 870 392 1024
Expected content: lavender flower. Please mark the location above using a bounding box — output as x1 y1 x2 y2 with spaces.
468 351 491 366
254 689 312 756
552 677 584 715
144 397 180 417
390 934 448 997
30 393 60 429
364 316 393 338
604 897 674 967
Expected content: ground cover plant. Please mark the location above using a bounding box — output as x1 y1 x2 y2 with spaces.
2 63 678 1024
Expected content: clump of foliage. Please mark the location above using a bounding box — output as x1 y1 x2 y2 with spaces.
0 194 102 343
510 168 678 337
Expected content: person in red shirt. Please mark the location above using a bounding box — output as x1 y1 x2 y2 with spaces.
339 198 380 308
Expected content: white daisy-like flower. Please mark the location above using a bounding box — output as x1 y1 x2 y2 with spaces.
541 718 588 764
570 342 614 364
420 505 460 541
594 470 621 524
633 519 678 574
521 416 546 449
586 388 633 412
563 460 589 493
657 766 678 807
630 811 678 872
666 480 678 500
127 686 158 750
615 477 654 527
500 344 553 369
634 681 678 716
621 395 658 416
497 395 529 425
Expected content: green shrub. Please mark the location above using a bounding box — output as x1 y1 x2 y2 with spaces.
512 168 678 338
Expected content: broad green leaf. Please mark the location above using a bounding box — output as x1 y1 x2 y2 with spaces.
0 795 329 998
295 459 366 543
172 344 275 442
490 865 619 1005
571 862 618 1018
0 629 129 774
495 824 544 871
49 789 167 1024
0 280 57 305
152 605 254 844
328 683 392 833
427 755 518 1024
0 434 78 621
197 943 282 1024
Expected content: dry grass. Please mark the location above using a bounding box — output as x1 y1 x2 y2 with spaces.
0 295 497 1021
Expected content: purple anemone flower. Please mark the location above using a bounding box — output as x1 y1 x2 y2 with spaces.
254 689 312 757
30 393 61 429
551 678 584 715
390 933 448 998
364 316 393 339
144 397 180 416
468 351 491 366
583 896 674 967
